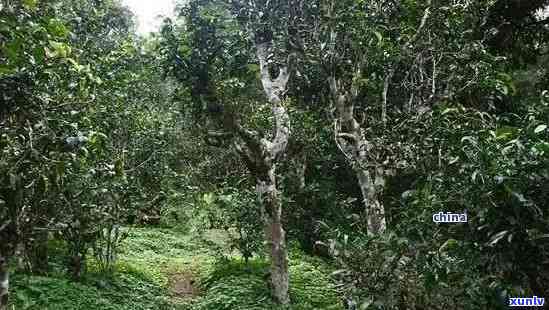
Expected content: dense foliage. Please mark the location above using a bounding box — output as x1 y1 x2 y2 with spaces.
1 0 548 309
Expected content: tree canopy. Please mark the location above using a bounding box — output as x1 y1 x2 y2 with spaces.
1 0 548 309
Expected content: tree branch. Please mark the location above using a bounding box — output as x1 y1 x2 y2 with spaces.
256 41 290 105
381 69 394 127
204 131 233 148
333 120 355 163
0 220 10 233
337 133 359 142
405 0 432 48
254 36 291 160
269 105 290 158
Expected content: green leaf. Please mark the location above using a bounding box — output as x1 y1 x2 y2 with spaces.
4 38 23 61
441 108 458 115
534 124 547 134
439 239 458 252
497 72 512 82
331 269 347 277
246 64 259 73
47 41 71 58
0 65 16 77
360 297 373 309
47 18 69 38
32 46 47 64
532 234 549 241
22 0 39 10
488 230 508 246
461 136 476 145
495 126 518 141
373 31 383 45
533 142 549 154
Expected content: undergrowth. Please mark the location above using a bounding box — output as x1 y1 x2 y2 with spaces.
10 228 343 309
192 256 343 310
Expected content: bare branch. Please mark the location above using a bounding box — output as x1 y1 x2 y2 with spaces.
207 131 232 138
254 35 292 160
328 76 339 105
337 133 359 142
431 53 437 95
204 131 233 148
333 120 354 163
381 69 394 126
407 92 414 113
234 123 262 154
350 55 366 99
125 152 157 173
0 221 10 233
405 0 432 48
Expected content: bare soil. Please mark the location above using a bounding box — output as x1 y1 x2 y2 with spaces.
168 271 199 299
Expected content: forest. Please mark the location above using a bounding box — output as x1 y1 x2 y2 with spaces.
1 0 548 309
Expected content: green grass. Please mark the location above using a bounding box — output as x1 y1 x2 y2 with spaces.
11 271 176 310
10 227 343 310
193 256 342 310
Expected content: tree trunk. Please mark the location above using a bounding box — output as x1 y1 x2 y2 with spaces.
329 76 387 235
15 243 27 271
69 254 85 281
295 154 307 191
0 254 9 310
225 32 292 305
257 168 290 305
255 37 291 305
356 167 386 235
31 230 49 274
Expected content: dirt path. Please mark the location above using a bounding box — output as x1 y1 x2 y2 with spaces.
169 271 199 299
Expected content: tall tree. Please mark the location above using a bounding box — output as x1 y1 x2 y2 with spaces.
315 0 486 235
161 0 295 303
233 30 292 302
217 1 295 302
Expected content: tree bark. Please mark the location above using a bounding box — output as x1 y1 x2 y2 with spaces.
255 38 291 305
229 37 292 304
356 167 386 235
0 254 9 310
295 153 307 191
238 136 290 304
381 70 394 127
329 76 387 235
257 169 290 305
69 254 85 281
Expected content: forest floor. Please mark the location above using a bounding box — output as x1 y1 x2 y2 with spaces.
10 227 343 310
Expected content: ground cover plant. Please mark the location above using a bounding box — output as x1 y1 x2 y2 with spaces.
1 0 548 309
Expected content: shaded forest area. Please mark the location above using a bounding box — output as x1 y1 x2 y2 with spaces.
1 0 548 309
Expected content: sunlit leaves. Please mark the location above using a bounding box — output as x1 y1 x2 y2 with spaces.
533 142 549 155
45 40 72 58
493 126 519 141
0 65 16 77
0 0 179 288
22 0 39 11
3 38 23 63
46 18 69 38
